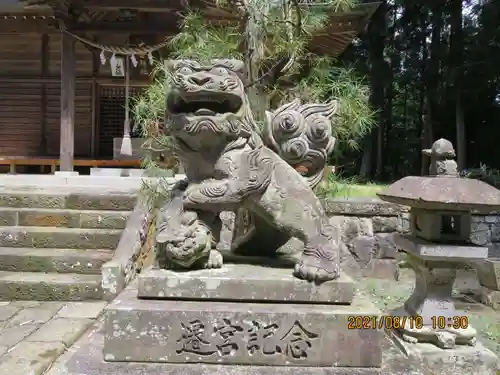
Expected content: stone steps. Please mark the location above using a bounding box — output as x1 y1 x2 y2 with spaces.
0 189 137 211
0 188 138 301
0 207 129 229
0 270 102 301
0 226 122 249
0 247 113 274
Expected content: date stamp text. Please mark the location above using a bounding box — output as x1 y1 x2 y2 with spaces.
348 315 469 330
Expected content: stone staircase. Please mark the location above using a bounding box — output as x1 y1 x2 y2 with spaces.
0 187 137 301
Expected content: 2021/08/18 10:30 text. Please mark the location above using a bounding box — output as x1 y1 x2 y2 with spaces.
348 315 470 330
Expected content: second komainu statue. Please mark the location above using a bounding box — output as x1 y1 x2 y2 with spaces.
155 59 342 283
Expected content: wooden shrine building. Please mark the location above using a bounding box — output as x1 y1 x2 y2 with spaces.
0 0 378 174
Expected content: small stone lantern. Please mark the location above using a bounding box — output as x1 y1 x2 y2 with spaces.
377 139 500 350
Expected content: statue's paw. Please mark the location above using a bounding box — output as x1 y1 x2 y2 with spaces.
204 250 223 269
293 254 339 283
216 241 231 252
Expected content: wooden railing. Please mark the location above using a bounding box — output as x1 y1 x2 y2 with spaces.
0 157 142 174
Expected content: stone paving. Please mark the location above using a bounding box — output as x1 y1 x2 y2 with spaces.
0 300 107 375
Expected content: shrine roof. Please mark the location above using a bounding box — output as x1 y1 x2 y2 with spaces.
1 0 379 58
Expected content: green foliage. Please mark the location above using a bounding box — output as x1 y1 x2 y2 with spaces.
462 163 500 189
132 64 177 215
133 76 165 140
314 171 384 199
326 67 374 151
269 57 374 154
132 0 375 201
138 175 173 211
132 69 173 177
168 13 243 62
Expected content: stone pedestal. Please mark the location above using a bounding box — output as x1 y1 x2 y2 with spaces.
391 234 487 349
138 265 354 303
385 234 498 374
104 264 384 370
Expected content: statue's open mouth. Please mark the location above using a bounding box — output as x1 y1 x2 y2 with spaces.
167 91 243 117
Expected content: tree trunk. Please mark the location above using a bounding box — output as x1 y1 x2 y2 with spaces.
450 0 466 170
397 84 407 178
420 5 435 176
359 133 375 178
382 3 397 180
360 1 387 180
426 0 444 140
243 0 269 123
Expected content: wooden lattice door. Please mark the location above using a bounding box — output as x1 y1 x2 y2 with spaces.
97 85 142 158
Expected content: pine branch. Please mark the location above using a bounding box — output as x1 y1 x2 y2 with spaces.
131 0 374 205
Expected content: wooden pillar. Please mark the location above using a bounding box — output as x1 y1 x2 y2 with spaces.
90 43 100 158
40 34 49 166
59 31 76 171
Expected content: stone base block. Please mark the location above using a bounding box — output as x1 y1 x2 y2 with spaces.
54 171 80 176
393 234 488 260
138 265 354 303
90 168 146 177
478 286 500 310
453 268 481 295
50 362 384 375
475 259 500 290
104 285 383 367
48 321 386 375
388 330 499 375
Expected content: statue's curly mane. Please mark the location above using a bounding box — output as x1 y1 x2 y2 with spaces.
264 99 337 188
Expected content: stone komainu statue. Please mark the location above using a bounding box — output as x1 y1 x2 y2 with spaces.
422 138 458 177
156 59 341 283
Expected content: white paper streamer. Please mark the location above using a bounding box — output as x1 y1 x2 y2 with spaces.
130 54 138 67
148 52 154 65
110 54 118 75
100 50 106 65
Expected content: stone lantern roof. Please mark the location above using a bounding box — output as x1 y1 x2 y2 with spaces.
378 138 500 213
377 176 500 213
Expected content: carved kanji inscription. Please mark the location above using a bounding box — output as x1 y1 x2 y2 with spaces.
214 318 245 356
176 319 217 355
279 321 318 359
175 317 319 359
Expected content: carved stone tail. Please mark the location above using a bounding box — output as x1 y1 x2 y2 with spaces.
263 99 337 189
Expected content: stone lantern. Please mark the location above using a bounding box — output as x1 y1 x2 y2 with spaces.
377 139 500 365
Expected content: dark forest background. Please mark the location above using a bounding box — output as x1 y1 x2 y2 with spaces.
337 0 500 183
